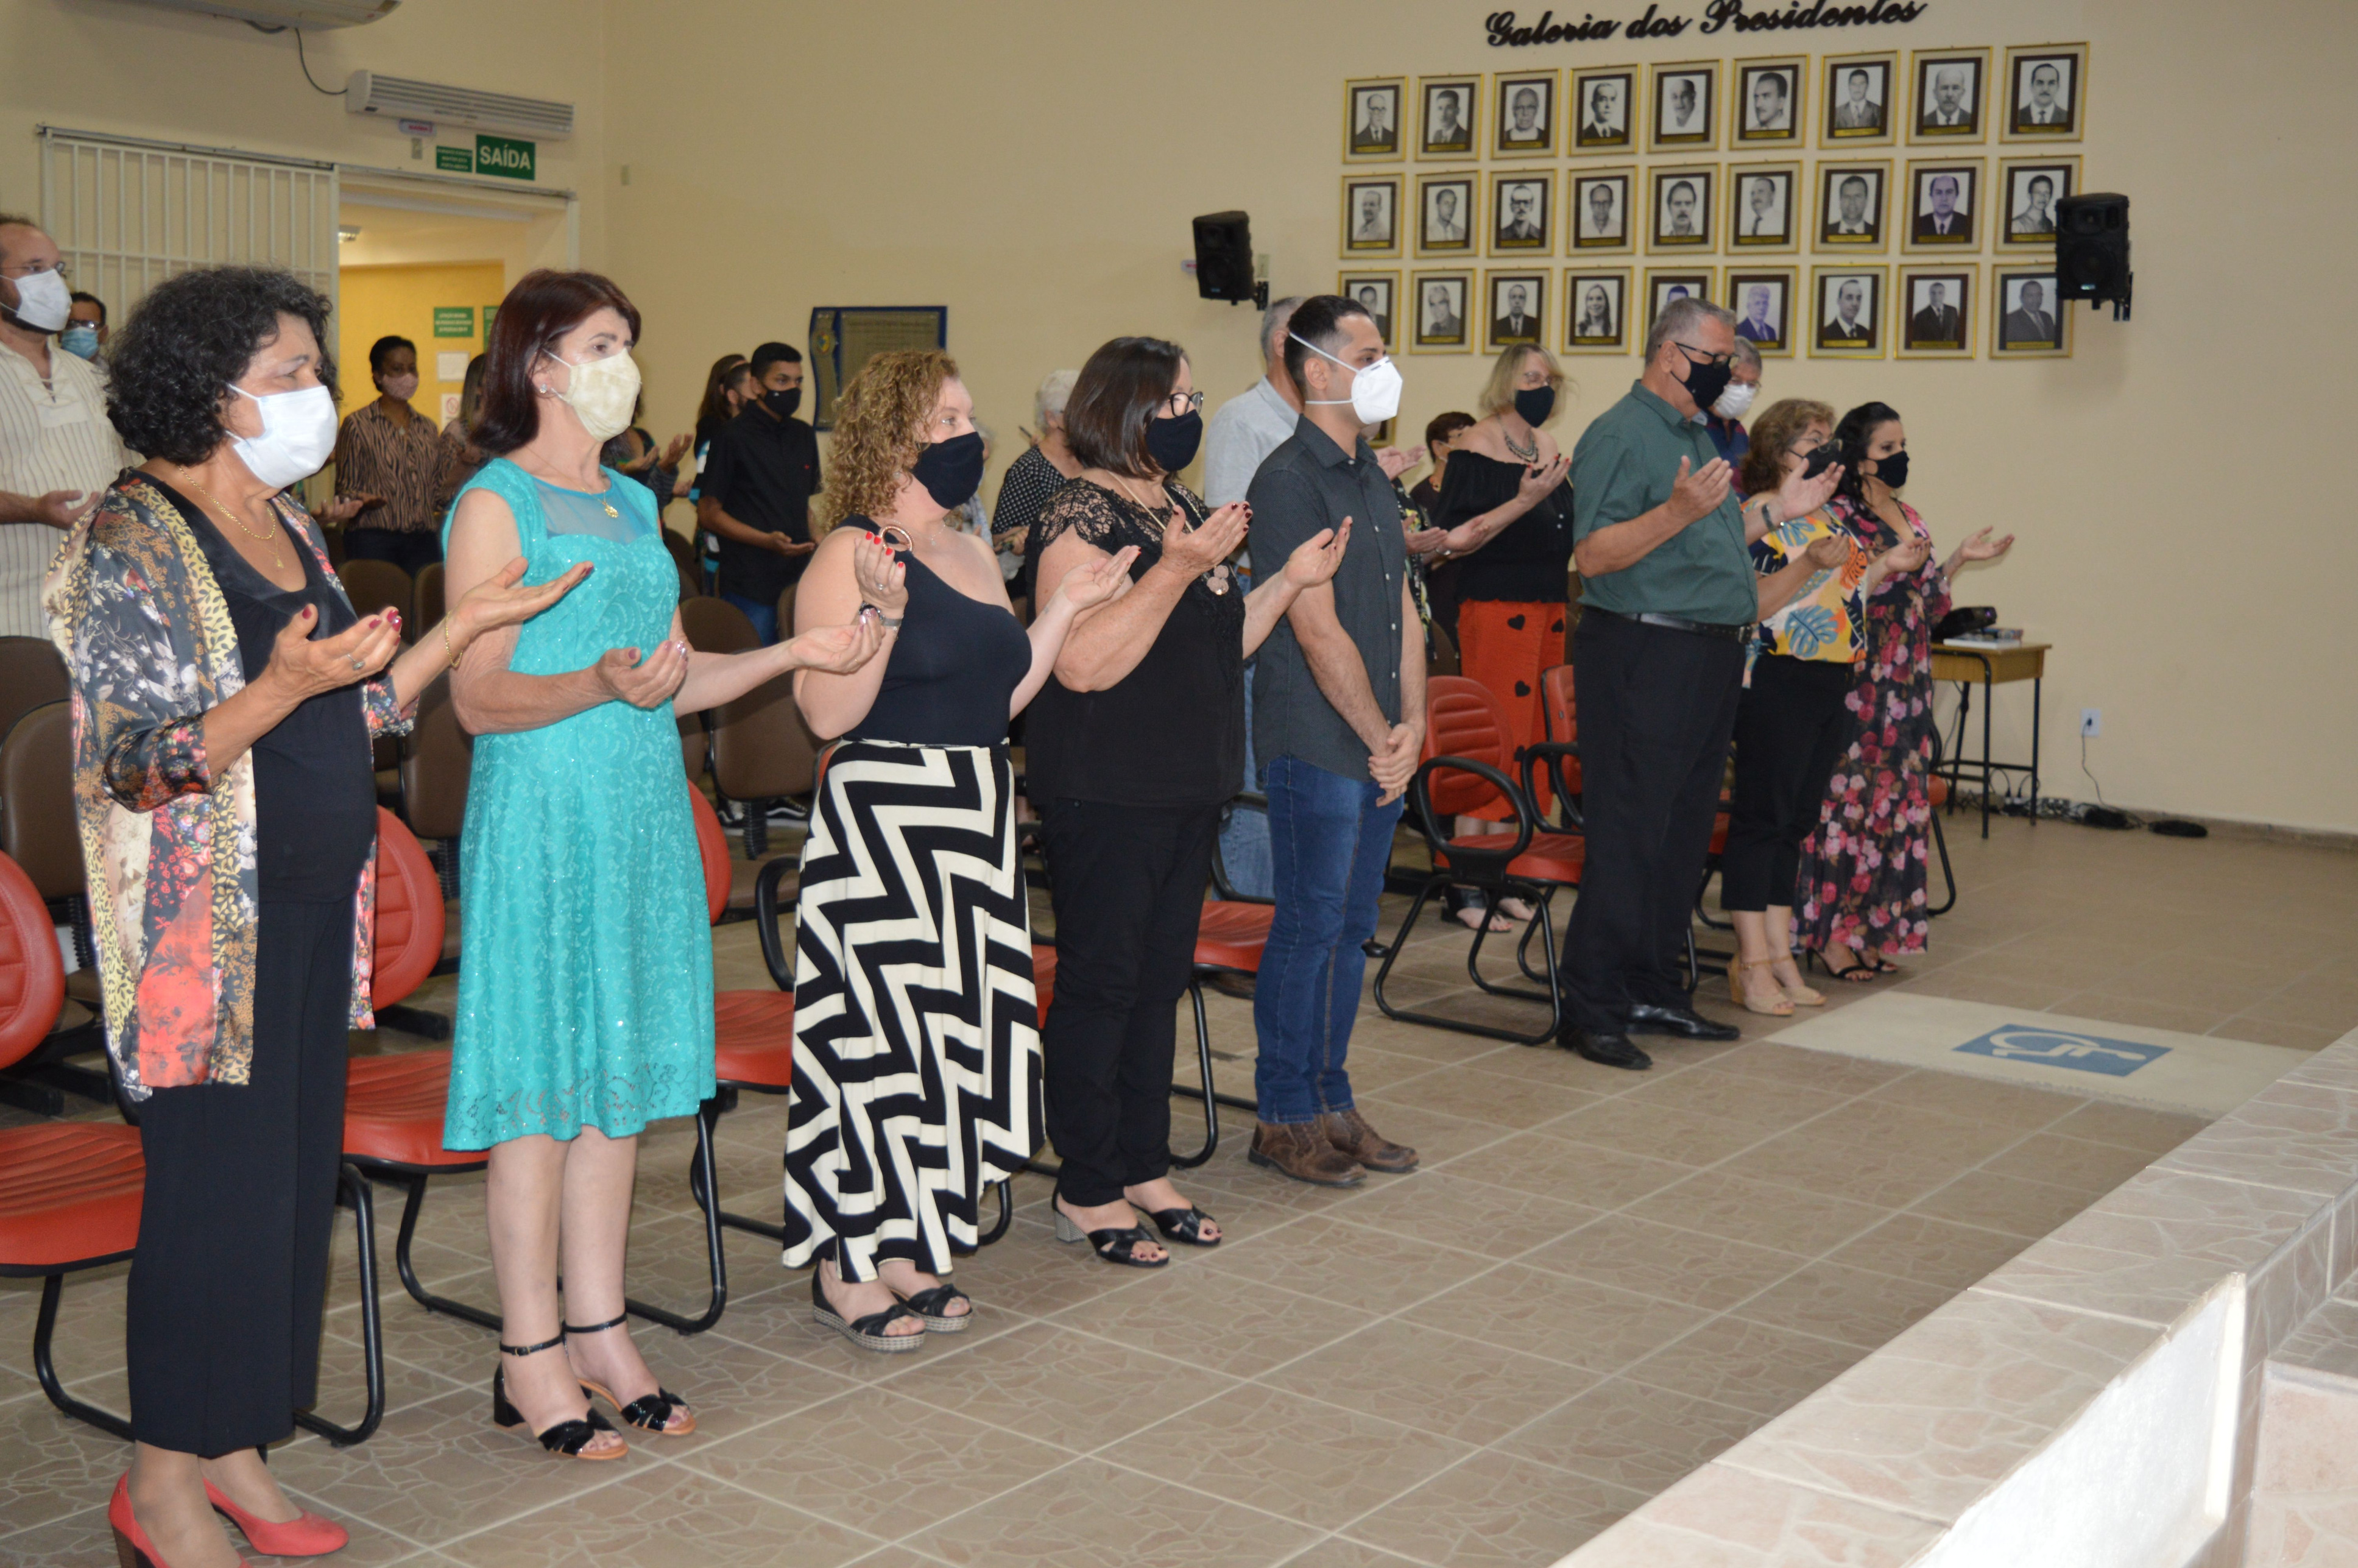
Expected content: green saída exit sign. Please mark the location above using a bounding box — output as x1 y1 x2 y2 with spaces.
434 145 471 174
473 133 535 181
432 307 475 338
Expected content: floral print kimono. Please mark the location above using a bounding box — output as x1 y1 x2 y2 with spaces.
42 472 411 1099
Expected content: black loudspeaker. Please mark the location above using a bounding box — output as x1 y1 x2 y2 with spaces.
2056 192 2131 317
1191 211 1265 308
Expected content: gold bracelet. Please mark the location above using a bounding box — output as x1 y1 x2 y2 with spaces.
442 619 456 665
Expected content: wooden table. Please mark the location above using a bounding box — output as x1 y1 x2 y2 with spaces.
1928 641 2049 837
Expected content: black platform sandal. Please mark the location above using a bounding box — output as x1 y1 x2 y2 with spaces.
1054 1203 1170 1268
890 1282 974 1333
565 1312 696 1436
810 1268 928 1352
490 1335 626 1460
1146 1206 1222 1247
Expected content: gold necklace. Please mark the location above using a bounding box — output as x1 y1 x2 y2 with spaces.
183 473 283 567
1102 472 1231 595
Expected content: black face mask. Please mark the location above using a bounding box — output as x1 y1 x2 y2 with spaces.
763 386 802 420
1674 350 1734 417
1513 386 1555 427
1801 442 1841 480
1869 449 1910 490
911 429 986 510
1144 408 1202 474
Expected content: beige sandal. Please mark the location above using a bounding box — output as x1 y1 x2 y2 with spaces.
1729 956 1795 1017
1773 953 1825 1008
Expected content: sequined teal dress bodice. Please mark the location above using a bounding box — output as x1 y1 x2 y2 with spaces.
441 457 713 1148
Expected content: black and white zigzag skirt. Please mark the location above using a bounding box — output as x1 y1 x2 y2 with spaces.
782 740 1042 1279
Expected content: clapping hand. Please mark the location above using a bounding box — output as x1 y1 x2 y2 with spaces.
1667 456 1732 526
1516 453 1572 509
1283 517 1353 590
259 604 400 701
1377 443 1427 481
30 489 94 529
448 557 593 656
592 640 691 708
1775 454 1843 523
321 493 381 526
658 433 693 470
1879 535 1933 575
1159 502 1249 579
771 535 819 557
785 614 888 676
1057 545 1140 611
851 531 908 614
1953 527 2014 564
1369 721 1421 805
1802 534 1851 571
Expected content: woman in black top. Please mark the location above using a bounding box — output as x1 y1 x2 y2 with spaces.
1029 336 1347 1266
1428 345 1576 928
784 348 1133 1349
1405 409 1476 644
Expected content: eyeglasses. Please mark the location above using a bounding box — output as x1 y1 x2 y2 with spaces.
1159 389 1205 417
1786 433 1826 455
0 259 69 280
1671 342 1734 370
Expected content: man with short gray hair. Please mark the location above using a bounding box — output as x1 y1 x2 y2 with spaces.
1556 296 1836 1068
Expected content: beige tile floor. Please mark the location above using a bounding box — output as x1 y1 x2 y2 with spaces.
1 814 2353 1567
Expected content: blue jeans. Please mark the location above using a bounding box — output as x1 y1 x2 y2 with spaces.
721 590 778 645
1252 755 1403 1125
1217 662 1274 897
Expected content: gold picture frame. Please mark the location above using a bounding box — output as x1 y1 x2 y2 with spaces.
1569 65 1637 154
1897 263 1976 357
1726 266 1800 358
1483 269 1550 352
1417 75 1482 160
1996 155 2079 250
1908 47 1991 144
1648 164 1717 253
1488 169 1556 257
1492 69 1560 158
1816 159 1893 252
1731 56 1806 147
1900 157 1986 254
1820 51 1899 148
1992 264 2071 356
1414 172 1479 256
1344 77 1406 162
1341 174 1403 258
1643 267 1717 340
1562 267 1633 354
1408 270 1474 354
1338 270 1403 350
1648 61 1720 152
1726 161 1800 253
1808 264 1889 358
2000 43 2088 143
1567 166 1636 255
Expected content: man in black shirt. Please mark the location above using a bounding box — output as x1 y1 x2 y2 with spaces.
696 341 819 643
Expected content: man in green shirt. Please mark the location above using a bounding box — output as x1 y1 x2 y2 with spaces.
1558 297 1838 1068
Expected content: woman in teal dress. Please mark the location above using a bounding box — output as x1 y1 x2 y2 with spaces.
441 270 889 1460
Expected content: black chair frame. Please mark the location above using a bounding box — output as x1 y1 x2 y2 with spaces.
7 1246 136 1441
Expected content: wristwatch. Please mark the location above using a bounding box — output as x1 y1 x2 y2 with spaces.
861 604 903 630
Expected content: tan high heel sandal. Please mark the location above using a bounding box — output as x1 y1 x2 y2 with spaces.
1773 953 1825 1008
1729 956 1795 1017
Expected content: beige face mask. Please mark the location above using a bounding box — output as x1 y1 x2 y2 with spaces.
549 348 641 441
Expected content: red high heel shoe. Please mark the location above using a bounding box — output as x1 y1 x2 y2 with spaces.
109 1474 250 1568
203 1477 349 1556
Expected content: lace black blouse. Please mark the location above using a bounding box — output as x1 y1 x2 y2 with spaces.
1432 448 1575 604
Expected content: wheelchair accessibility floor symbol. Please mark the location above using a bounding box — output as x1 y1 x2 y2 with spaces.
1953 1024 2170 1078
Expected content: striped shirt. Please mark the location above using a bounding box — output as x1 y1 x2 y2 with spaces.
0 341 129 638
333 400 446 535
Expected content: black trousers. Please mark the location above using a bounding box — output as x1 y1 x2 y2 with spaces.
343 526 442 577
1039 798 1218 1207
127 900 352 1456
1723 654 1857 913
1558 611 1744 1034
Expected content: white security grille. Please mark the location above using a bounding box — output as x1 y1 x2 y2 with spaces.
37 127 339 320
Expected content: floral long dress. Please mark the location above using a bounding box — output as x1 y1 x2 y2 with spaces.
1795 494 1949 958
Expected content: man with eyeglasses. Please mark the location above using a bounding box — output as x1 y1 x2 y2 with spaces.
1558 296 1839 1069
0 215 129 637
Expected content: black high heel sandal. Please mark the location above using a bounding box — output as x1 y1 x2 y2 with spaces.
1054 1201 1169 1268
490 1335 626 1460
565 1312 696 1436
810 1266 928 1352
1146 1206 1222 1247
1808 948 1881 984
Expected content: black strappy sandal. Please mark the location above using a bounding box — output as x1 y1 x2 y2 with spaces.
1146 1206 1221 1247
490 1335 626 1460
810 1268 928 1352
1054 1203 1170 1268
565 1312 696 1436
1809 948 1881 984
891 1282 974 1333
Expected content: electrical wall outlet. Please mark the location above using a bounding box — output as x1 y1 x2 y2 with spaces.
2081 708 2102 737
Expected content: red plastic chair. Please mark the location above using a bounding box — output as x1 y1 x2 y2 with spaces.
1537 664 1583 822
0 848 143 1440
1372 676 1586 1044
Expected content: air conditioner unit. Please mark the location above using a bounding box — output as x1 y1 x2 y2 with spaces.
345 72 574 141
127 0 402 26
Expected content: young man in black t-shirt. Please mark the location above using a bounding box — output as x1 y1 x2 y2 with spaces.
696 341 820 643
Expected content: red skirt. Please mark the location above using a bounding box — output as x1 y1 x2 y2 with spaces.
1455 598 1566 820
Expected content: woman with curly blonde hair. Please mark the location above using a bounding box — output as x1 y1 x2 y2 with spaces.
783 348 1134 1350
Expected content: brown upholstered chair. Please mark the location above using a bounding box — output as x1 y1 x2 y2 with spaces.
0 702 108 1108
772 582 796 638
678 597 810 878
414 560 445 632
336 558 413 638
0 637 68 750
392 677 470 1029
659 526 697 582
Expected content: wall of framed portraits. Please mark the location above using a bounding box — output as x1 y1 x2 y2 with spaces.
583 0 2358 833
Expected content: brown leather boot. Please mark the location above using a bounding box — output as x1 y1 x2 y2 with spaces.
1319 1107 1419 1174
1249 1120 1366 1187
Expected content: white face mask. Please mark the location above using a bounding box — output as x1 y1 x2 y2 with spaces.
8 267 71 333
548 349 641 442
1712 381 1760 420
227 383 339 490
1290 333 1403 425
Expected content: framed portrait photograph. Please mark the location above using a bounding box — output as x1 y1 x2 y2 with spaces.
1484 270 1548 352
1649 165 1716 252
1408 270 1473 354
1993 266 2070 356
1570 66 1637 153
1650 62 1718 152
1416 173 1478 256
1569 168 1635 254
1418 76 1481 160
1344 78 1405 161
1488 171 1555 257
1492 70 1559 158
1902 158 1984 252
1726 267 1799 357
2002 43 2086 142
1341 175 1402 258
1339 271 1401 350
1909 48 1989 143
1562 268 1633 353
1732 57 1805 147
1997 156 2078 250
1816 160 1892 252
1820 51 1898 148
1897 264 1975 356
1809 264 1887 357
1728 163 1799 252
1643 268 1717 340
